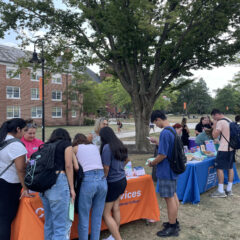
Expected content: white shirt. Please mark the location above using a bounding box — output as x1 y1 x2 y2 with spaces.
76 144 103 172
0 135 27 183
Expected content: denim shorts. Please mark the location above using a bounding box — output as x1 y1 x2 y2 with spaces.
158 179 177 198
215 151 235 169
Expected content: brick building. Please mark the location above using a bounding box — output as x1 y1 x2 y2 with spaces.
0 45 100 126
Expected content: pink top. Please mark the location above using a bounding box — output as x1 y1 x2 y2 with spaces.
21 137 44 159
216 118 232 151
76 144 103 172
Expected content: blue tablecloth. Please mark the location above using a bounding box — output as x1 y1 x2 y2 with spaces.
176 157 240 204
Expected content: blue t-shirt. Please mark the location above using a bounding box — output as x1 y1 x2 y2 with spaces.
101 144 126 183
157 127 178 180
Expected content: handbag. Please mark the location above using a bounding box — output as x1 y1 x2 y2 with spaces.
74 165 84 213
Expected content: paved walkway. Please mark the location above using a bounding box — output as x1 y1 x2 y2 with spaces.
114 122 197 145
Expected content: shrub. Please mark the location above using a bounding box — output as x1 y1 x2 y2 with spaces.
83 118 95 126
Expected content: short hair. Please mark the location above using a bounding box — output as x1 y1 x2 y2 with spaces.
235 115 240 123
211 109 222 115
173 123 182 129
151 110 167 123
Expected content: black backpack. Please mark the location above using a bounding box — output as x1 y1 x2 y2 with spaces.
165 127 187 174
24 140 61 192
220 118 240 150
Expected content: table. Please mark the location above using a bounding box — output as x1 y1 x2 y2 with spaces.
11 175 160 240
177 157 240 204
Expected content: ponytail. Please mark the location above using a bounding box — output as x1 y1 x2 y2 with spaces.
0 122 9 142
0 118 26 142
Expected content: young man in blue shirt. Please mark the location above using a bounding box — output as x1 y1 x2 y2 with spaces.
149 110 180 237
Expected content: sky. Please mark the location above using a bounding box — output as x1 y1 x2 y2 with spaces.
0 30 239 97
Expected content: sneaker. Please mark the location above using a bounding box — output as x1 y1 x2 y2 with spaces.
103 235 115 240
210 190 227 198
162 221 180 230
225 190 234 196
156 226 179 237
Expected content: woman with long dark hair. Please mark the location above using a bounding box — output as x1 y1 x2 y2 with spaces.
181 118 190 146
73 133 107 240
100 127 129 240
0 118 32 240
40 128 75 240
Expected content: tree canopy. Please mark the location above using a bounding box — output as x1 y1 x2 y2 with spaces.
1 0 240 150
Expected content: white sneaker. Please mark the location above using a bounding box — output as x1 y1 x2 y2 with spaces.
103 235 115 240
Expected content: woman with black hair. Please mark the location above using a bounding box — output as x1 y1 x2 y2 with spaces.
100 127 129 240
0 118 32 240
40 128 75 240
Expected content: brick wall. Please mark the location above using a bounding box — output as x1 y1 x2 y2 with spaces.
0 63 84 126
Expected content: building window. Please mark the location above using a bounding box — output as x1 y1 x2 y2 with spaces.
6 86 20 99
31 88 40 100
71 78 76 86
7 106 20 119
31 106 42 118
52 90 62 101
31 72 41 82
52 107 62 118
71 93 78 102
6 67 20 79
72 109 77 118
52 74 62 84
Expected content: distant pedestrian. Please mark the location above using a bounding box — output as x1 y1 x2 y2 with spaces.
117 120 123 133
149 122 155 133
235 115 240 124
148 110 180 238
211 109 234 198
181 118 190 146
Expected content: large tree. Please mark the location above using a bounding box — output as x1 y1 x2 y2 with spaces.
1 0 240 151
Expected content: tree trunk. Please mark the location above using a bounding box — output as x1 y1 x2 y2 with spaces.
131 94 154 152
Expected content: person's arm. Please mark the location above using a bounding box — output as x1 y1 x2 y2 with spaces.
149 137 159 145
185 125 190 134
103 165 109 177
148 154 166 167
124 157 130 166
15 155 33 199
65 146 75 203
72 146 79 171
212 121 221 139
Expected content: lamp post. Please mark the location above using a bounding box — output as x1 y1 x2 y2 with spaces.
29 40 45 142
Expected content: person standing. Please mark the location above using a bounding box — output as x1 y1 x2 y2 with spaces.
21 119 43 160
100 127 128 240
40 128 75 240
72 133 107 240
211 109 234 197
148 110 180 238
0 118 32 240
181 118 190 146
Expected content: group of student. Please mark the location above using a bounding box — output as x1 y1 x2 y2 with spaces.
0 117 128 240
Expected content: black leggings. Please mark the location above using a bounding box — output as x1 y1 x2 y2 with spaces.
0 178 21 240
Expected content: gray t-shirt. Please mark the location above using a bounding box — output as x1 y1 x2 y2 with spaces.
101 144 126 183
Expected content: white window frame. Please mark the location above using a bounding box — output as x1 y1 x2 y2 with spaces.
31 106 42 118
72 109 77 118
72 93 78 102
52 74 62 84
31 88 40 100
52 90 62 101
52 107 62 118
7 106 21 119
31 71 42 82
6 67 20 79
6 86 20 99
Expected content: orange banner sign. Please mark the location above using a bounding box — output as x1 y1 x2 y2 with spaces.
183 102 187 110
11 175 160 240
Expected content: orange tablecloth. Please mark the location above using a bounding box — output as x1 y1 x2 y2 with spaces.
11 175 160 240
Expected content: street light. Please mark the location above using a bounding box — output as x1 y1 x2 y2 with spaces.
29 40 45 142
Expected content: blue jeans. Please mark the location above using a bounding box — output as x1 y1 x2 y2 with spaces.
78 169 107 240
40 173 72 240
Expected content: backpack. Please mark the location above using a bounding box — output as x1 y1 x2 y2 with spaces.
24 140 62 192
220 118 240 150
0 138 25 177
165 127 187 174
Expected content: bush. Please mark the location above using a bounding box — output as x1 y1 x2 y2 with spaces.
83 118 95 126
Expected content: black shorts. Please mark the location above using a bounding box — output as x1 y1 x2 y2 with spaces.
106 177 127 202
215 151 235 169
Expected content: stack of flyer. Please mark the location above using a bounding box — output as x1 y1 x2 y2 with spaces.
133 166 146 176
124 161 134 177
